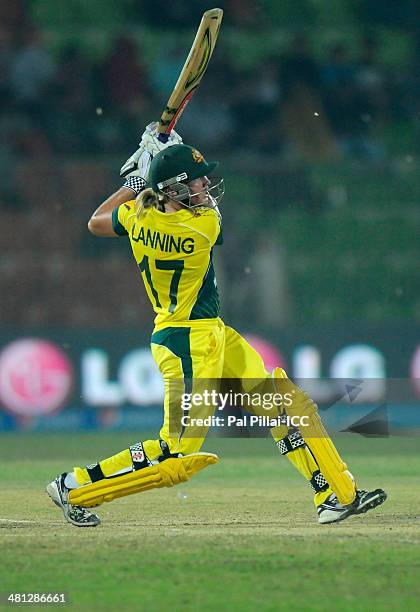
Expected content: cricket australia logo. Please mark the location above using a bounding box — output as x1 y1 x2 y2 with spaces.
191 148 204 163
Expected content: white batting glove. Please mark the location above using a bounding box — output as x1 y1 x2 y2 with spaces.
142 121 182 156
120 122 183 194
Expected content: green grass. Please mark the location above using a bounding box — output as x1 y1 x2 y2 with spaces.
1 434 419 611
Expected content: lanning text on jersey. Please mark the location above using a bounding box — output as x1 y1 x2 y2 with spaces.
131 226 195 254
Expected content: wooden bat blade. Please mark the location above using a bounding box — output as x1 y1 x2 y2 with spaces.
157 8 223 137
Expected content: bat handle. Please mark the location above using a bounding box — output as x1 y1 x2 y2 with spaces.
157 133 170 143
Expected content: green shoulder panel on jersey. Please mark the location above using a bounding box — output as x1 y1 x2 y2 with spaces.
112 206 128 236
189 254 220 320
151 327 193 379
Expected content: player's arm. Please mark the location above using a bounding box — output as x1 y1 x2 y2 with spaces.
88 187 135 237
89 122 183 237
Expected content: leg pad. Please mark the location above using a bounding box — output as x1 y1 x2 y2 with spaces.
273 368 356 505
69 452 219 508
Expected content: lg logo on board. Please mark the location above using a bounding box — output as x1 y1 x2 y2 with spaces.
0 339 73 416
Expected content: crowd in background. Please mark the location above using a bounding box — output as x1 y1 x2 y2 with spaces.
1 0 420 163
0 30 414 160
1 0 419 329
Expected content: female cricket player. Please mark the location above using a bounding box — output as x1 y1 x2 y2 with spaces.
47 124 387 527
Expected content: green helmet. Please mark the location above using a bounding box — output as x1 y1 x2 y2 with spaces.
149 144 218 192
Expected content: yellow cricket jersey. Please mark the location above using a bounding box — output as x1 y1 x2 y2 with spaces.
112 200 222 330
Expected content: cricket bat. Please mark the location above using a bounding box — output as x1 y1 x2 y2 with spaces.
157 8 223 142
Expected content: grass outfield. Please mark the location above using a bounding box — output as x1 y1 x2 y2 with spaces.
0 433 419 611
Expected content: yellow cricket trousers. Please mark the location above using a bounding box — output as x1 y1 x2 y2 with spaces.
143 318 269 458
75 317 339 506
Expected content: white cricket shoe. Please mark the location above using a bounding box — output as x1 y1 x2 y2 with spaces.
46 473 101 527
317 488 387 524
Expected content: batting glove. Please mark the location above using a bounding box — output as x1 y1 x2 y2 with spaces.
120 122 182 194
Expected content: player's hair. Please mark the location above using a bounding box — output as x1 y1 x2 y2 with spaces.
135 188 165 219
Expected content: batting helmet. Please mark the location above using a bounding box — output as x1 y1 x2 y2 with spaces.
149 144 218 192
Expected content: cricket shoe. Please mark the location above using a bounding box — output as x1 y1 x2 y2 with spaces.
317 488 387 525
46 473 101 527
